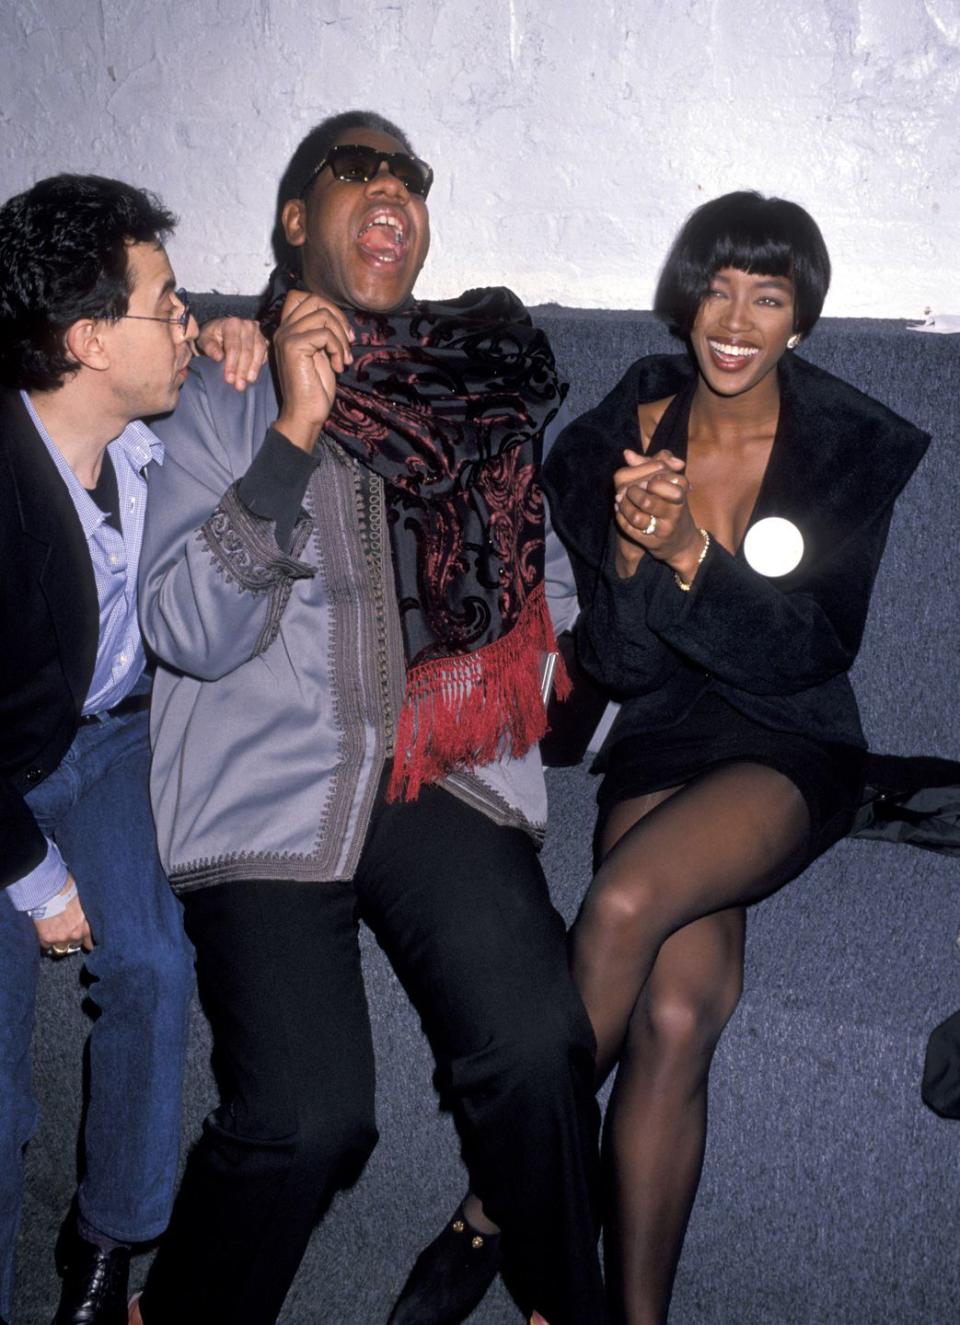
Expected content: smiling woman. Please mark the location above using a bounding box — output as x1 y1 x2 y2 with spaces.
695 269 795 381
540 190 930 1324
655 191 831 341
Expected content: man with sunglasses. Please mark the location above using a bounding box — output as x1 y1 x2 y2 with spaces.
0 173 266 1325
135 112 605 1325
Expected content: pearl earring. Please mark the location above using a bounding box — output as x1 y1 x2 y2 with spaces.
787 334 801 350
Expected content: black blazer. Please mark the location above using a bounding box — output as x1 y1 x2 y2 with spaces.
543 352 930 756
0 388 99 888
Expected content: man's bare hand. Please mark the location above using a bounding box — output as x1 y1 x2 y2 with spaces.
198 317 269 391
33 875 93 956
272 292 355 453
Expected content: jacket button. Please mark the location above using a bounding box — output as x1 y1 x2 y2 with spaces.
24 766 43 784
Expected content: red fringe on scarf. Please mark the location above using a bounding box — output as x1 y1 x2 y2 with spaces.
387 582 572 802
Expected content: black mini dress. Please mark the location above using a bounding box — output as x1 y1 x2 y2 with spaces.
593 389 866 862
595 688 865 860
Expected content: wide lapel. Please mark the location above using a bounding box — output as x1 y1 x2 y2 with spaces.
737 353 864 581
548 354 693 570
2 389 99 712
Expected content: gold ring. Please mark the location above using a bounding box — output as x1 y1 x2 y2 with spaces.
45 942 82 959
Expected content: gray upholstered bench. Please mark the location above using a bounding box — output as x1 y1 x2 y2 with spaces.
17 307 960 1324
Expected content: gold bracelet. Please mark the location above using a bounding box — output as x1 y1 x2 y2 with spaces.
674 528 710 592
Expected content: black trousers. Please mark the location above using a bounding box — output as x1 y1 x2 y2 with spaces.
141 785 604 1324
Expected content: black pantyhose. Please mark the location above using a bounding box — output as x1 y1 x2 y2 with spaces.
570 762 811 1325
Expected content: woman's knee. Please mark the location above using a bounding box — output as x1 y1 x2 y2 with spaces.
577 865 665 957
641 968 743 1066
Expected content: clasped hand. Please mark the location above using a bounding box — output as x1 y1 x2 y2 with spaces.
613 448 700 579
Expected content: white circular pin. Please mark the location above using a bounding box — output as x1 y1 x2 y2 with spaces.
743 517 804 577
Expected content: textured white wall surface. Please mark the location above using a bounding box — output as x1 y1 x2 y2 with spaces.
2 0 959 316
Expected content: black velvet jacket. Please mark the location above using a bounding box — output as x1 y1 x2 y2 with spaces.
0 388 100 888
543 352 930 758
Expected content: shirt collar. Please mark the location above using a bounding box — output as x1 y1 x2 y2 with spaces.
20 391 164 540
116 417 165 470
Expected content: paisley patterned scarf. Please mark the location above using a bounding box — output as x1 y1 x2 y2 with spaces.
263 275 570 799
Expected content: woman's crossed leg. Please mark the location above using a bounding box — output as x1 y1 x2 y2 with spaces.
572 762 811 1324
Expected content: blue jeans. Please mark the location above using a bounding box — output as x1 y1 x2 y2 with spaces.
0 707 194 1318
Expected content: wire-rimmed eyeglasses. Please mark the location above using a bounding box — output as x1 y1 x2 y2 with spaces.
119 289 192 336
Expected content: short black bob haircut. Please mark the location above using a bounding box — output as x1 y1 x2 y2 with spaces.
0 173 176 393
266 110 417 288
654 191 831 339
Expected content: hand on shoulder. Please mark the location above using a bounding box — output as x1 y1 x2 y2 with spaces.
197 316 269 393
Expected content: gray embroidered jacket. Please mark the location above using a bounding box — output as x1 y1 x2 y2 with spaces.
139 357 575 893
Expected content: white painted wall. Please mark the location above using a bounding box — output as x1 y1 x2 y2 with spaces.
2 0 958 317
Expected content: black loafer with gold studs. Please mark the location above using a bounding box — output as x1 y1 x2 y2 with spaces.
387 1204 502 1325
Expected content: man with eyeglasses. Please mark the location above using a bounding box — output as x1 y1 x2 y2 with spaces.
0 173 266 1325
134 112 605 1325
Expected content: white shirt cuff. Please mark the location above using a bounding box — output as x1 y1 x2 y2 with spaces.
6 839 69 912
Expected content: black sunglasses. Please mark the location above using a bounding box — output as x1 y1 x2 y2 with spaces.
301 144 434 199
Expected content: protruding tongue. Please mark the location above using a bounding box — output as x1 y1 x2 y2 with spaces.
359 224 402 258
